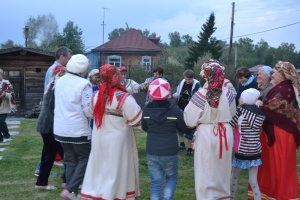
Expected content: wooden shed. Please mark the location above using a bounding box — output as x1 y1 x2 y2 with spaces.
0 47 54 113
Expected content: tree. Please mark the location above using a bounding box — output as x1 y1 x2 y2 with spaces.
51 21 85 54
25 13 59 49
181 34 194 46
0 40 22 48
168 32 181 47
108 27 159 41
235 38 256 67
184 13 222 70
274 43 298 65
108 28 126 40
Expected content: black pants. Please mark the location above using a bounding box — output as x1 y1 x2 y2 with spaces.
36 133 64 186
0 114 10 141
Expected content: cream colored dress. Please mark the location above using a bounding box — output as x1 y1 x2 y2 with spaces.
184 86 236 200
81 91 142 200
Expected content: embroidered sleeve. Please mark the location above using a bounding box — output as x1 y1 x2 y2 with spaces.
240 107 265 129
224 79 237 97
122 95 142 126
81 83 93 119
130 79 141 94
190 90 206 110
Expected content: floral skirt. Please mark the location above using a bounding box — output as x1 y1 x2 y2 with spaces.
232 157 262 169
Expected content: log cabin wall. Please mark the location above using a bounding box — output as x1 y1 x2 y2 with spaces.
0 48 54 114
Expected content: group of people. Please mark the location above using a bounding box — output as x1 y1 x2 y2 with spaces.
232 62 300 200
30 46 299 200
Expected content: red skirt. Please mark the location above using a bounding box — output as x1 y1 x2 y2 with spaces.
248 125 299 200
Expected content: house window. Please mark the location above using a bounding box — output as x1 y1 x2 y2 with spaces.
108 55 122 67
142 56 151 72
8 71 20 77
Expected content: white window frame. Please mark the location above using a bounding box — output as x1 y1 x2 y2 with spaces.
108 55 122 67
142 56 151 72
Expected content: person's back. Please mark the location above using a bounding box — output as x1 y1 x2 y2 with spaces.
54 73 92 138
229 88 265 200
141 78 190 200
142 100 190 155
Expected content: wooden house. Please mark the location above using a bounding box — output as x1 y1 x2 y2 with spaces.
0 47 54 113
91 28 163 72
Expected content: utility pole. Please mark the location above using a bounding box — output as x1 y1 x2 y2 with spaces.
228 2 235 70
101 7 109 44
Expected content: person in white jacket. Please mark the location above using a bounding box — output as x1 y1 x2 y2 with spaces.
54 54 93 200
172 70 201 156
0 68 16 143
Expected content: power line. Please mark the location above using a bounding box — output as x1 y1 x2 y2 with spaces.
221 21 300 40
236 15 300 25
237 9 300 19
236 2 300 12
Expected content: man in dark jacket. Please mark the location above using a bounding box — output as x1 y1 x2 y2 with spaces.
142 78 190 200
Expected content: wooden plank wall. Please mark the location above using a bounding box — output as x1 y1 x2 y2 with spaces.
0 51 54 113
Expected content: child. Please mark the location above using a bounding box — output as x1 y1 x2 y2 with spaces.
229 88 265 200
142 78 191 200
172 70 201 156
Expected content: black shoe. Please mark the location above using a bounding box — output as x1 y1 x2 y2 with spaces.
187 150 193 156
178 145 186 151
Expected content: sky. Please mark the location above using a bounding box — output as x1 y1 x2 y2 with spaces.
1 0 300 52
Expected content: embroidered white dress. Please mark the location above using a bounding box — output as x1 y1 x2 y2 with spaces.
81 91 142 200
184 86 236 200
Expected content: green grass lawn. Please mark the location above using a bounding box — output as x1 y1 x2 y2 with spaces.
0 119 299 200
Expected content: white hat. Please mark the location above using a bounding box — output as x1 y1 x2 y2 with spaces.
241 88 260 105
148 78 171 100
88 69 99 79
67 54 90 74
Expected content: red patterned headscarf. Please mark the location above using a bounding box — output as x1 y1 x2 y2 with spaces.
200 59 225 108
274 61 300 107
93 64 128 128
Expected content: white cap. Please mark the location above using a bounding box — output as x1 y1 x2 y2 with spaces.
67 54 90 74
241 88 260 105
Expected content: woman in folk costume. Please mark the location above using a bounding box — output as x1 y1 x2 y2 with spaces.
248 61 300 200
118 66 141 95
201 59 237 98
184 59 236 200
81 64 142 200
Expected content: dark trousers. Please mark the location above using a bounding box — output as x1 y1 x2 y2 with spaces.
36 133 64 186
0 114 10 141
61 142 91 194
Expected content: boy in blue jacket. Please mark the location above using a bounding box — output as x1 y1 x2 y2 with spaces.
142 78 190 200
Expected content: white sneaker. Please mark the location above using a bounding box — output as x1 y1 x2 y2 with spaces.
35 185 57 190
3 138 12 142
53 161 64 167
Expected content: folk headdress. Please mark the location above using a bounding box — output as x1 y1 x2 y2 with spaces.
93 64 128 128
118 66 127 75
274 61 300 107
200 59 225 108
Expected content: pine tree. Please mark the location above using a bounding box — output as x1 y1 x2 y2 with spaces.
185 13 222 70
